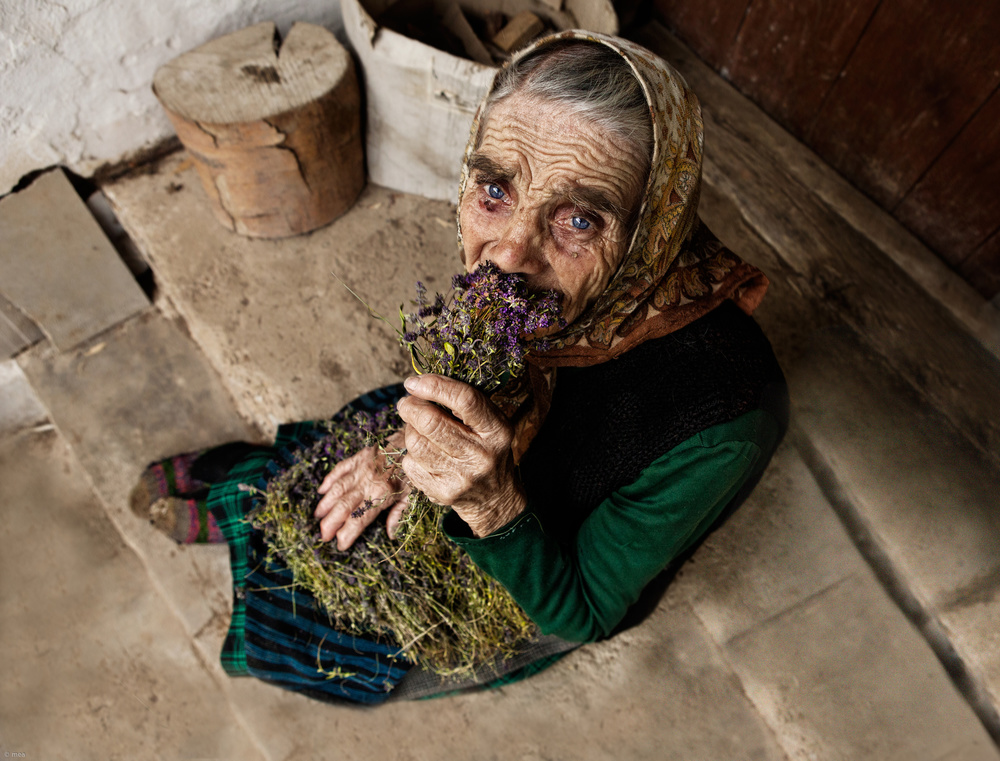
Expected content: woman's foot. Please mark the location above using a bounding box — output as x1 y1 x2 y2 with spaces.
148 496 226 544
129 451 210 516
131 443 267 543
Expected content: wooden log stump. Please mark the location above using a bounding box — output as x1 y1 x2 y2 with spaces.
153 22 364 239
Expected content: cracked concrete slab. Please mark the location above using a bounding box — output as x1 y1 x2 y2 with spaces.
199 596 787 761
0 427 264 761
675 444 1000 760
17 310 256 638
104 160 461 438
726 571 1000 761
0 169 148 351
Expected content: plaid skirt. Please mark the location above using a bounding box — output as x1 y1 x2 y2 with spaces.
207 384 571 705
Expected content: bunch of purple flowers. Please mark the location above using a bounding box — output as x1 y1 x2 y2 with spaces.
400 262 563 393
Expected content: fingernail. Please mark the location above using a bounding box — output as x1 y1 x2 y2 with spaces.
404 376 420 392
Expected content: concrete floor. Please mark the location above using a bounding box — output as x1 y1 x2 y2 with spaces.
3 22 1000 761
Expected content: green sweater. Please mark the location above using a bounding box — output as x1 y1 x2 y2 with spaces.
443 408 781 643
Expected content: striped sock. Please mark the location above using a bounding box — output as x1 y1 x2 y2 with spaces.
130 451 209 516
149 497 226 544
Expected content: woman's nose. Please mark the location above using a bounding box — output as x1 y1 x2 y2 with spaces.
489 211 546 274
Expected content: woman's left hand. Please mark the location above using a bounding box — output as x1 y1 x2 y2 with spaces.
314 430 409 550
397 374 526 538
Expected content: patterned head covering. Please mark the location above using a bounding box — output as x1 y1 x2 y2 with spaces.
459 30 769 369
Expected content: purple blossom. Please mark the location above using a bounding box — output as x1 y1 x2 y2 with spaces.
399 263 562 393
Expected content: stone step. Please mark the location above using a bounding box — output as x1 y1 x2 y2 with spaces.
1 341 264 758
675 436 1000 761
17 310 257 642
790 325 1000 736
0 169 149 352
0 359 48 436
13 306 1000 758
103 161 462 438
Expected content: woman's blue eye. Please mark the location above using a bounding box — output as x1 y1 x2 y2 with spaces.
487 184 505 200
571 216 591 230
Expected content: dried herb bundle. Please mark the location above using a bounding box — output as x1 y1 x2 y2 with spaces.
247 264 562 677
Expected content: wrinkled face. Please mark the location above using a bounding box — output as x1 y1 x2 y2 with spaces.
460 92 648 329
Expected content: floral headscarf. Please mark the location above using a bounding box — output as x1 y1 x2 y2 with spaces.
461 31 771 457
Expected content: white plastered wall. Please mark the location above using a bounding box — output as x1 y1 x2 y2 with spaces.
0 0 343 195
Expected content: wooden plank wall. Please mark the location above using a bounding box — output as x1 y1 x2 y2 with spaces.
652 0 1000 301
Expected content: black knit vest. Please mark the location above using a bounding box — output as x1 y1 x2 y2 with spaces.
518 301 786 543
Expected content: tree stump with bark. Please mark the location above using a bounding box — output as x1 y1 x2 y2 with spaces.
153 22 364 239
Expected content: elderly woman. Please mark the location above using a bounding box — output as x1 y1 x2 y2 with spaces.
134 31 786 703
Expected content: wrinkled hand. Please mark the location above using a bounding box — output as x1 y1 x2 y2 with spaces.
397 374 526 538
314 430 409 550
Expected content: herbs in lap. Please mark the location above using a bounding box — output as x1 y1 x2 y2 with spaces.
247 263 562 678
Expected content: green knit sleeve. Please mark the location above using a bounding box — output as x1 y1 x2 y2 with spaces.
442 408 781 642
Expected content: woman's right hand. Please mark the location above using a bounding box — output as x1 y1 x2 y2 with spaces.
314 431 409 551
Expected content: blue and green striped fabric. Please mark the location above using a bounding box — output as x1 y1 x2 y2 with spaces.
206 385 413 704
